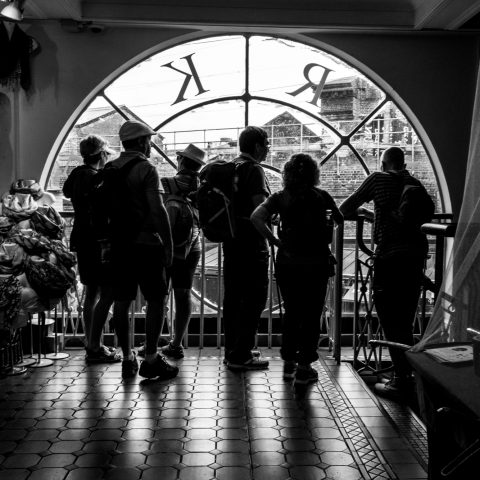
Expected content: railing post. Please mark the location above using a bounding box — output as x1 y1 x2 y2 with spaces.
333 222 344 364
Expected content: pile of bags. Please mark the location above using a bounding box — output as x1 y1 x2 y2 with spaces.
0 180 76 341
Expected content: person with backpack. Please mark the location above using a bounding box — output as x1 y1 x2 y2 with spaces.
340 146 435 399
100 120 177 380
220 126 271 371
63 134 121 364
159 143 205 359
251 154 343 385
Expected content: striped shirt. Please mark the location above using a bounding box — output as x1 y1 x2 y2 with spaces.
339 170 428 258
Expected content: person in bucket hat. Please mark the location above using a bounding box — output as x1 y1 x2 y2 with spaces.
153 144 206 360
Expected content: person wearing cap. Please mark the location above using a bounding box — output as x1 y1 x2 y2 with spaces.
63 134 121 364
108 120 177 380
155 144 206 360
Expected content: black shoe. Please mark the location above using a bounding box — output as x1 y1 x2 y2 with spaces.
139 355 179 380
161 341 184 359
294 365 318 385
86 345 122 364
374 377 414 400
227 357 269 371
283 361 297 380
223 349 261 365
122 353 139 379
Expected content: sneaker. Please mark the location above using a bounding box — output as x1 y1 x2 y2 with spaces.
227 357 269 371
86 345 122 364
161 341 184 359
283 361 297 380
122 353 139 379
139 354 179 380
223 349 261 365
374 377 414 400
294 365 319 385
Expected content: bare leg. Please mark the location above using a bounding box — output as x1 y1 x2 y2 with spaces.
113 300 132 359
83 285 99 348
171 288 191 348
89 285 114 351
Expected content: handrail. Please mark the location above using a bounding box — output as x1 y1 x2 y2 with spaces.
355 207 374 257
421 222 457 237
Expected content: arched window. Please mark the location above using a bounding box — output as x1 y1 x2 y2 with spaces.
45 34 445 322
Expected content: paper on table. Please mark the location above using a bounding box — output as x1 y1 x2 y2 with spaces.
425 345 473 363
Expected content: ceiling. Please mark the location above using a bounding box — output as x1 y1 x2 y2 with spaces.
17 0 480 32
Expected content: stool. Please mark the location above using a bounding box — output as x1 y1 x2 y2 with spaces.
6 330 27 375
46 304 69 361
30 312 54 368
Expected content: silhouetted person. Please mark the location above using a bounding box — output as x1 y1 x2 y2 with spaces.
63 134 120 364
340 146 432 399
223 126 271 370
252 154 342 385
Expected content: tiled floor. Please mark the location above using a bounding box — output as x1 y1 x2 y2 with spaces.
0 347 427 480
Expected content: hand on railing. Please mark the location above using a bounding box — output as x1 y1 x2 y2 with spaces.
356 206 374 222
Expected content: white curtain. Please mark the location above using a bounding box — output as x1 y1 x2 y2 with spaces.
413 64 480 350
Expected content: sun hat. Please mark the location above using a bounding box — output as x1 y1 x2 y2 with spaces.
79 134 115 158
176 144 206 166
119 120 156 142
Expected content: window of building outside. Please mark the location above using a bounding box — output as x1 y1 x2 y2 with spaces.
46 35 443 323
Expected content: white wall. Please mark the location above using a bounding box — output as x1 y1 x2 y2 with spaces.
0 21 478 217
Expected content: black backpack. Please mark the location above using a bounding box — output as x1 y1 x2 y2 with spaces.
89 157 145 243
391 176 435 230
196 160 242 242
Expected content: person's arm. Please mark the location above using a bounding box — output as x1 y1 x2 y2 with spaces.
339 175 375 220
251 205 280 247
145 168 173 267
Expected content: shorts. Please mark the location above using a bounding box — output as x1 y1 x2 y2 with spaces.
75 243 112 286
112 244 168 301
167 248 201 289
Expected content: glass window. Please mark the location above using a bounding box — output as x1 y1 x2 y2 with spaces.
45 34 445 317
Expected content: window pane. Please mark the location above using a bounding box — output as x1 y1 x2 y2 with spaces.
105 36 246 129
159 100 245 164
249 36 385 135
350 101 442 210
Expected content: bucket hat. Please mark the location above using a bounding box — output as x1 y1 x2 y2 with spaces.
176 144 206 166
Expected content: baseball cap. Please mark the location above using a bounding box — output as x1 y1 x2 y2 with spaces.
79 134 115 158
119 120 156 142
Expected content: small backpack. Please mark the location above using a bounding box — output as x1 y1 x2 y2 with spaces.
196 160 242 242
391 177 435 230
161 178 197 255
89 157 145 243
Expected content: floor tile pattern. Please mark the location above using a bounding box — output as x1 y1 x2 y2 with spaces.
375 396 428 468
0 348 427 479
317 364 393 479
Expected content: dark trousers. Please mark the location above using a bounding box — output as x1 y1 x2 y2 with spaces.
222 244 269 363
373 254 424 378
276 262 329 365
